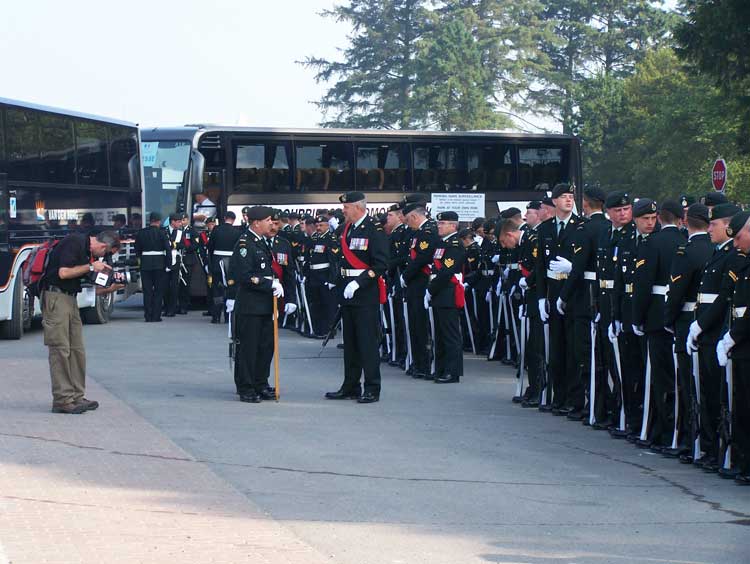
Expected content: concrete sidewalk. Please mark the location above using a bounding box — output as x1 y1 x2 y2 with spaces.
0 357 330 564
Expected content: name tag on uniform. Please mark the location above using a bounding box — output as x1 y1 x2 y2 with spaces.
350 238 369 251
276 253 288 265
434 248 445 259
314 244 326 253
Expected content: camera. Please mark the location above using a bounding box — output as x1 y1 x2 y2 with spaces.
89 267 139 288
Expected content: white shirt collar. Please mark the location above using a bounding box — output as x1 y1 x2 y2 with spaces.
248 228 262 241
417 218 428 230
718 239 732 250
688 231 707 240
442 231 457 242
662 224 678 230
353 214 367 229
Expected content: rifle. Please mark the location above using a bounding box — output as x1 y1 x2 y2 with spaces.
228 306 238 372
719 359 733 469
321 306 343 349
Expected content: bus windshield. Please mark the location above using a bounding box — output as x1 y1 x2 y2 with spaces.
141 140 191 220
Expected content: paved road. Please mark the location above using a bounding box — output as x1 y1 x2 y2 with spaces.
2 298 749 563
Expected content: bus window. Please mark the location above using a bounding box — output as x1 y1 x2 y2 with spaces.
518 146 568 190
5 108 40 182
234 142 292 193
141 140 191 220
76 120 109 186
466 143 513 191
296 141 352 192
38 114 76 185
109 126 138 188
355 142 409 191
412 143 466 192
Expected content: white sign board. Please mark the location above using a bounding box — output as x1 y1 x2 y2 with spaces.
430 193 485 222
228 202 397 226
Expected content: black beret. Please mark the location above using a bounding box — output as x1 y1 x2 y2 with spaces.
605 190 630 209
686 203 710 224
403 201 427 215
660 199 683 218
437 211 459 221
727 211 750 238
224 211 236 220
180 212 189 220
245 206 274 221
633 198 658 217
551 183 574 199
541 197 555 207
289 212 300 220
583 186 606 204
205 216 216 224
169 212 182 222
314 216 327 224
680 194 696 208
339 191 366 204
401 193 428 205
458 228 474 239
702 192 728 206
483 220 495 232
148 211 162 223
709 203 740 221
388 203 402 213
270 209 281 221
304 217 316 225
375 212 388 225
280 210 289 219
526 200 542 210
500 207 522 219
241 206 251 215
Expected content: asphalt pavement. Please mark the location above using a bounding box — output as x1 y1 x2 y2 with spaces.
1 296 749 564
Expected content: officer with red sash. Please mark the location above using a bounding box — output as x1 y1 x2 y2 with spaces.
426 211 466 383
325 191 389 404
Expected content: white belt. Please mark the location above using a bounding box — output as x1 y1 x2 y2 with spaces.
734 306 747 318
546 270 568 281
508 263 520 270
263 276 274 281
698 293 718 304
651 285 668 296
682 302 697 312
341 268 365 277
141 251 166 256
481 270 494 276
430 274 436 281
214 250 233 257
584 271 596 281
600 279 614 289
310 263 330 270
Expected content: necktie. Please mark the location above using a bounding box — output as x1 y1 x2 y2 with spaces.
557 220 564 235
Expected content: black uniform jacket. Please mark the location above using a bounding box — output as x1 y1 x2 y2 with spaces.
535 213 580 301
428 232 465 308
613 222 638 327
696 241 743 344
561 212 608 317
664 233 713 330
403 220 440 297
729 253 750 359
338 215 389 307
270 235 299 306
632 225 686 332
134 226 170 271
518 227 539 313
231 229 275 316
208 223 241 259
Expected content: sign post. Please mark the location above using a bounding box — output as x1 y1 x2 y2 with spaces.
712 158 727 193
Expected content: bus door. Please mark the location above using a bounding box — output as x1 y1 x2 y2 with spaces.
195 133 226 217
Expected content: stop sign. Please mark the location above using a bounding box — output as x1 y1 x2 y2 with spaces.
712 158 727 192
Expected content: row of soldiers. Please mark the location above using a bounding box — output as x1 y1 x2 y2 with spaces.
490 185 750 486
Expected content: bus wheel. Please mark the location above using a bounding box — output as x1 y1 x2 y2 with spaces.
81 293 114 325
0 277 24 340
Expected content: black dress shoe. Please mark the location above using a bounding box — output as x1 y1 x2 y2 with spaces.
325 390 360 400
522 399 540 408
258 390 276 401
538 404 553 413
566 410 585 421
635 439 652 449
177 310 188 315
718 467 740 480
434 375 459 384
336 343 345 349
387 360 400 367
412 372 426 380
592 421 611 431
700 458 720 473
512 395 523 403
357 393 379 404
210 318 220 324
424 373 436 381
609 428 628 438
679 453 695 464
734 474 750 485
239 394 261 403
202 311 212 316
649 444 666 454
662 447 688 458
165 313 176 317
626 433 640 443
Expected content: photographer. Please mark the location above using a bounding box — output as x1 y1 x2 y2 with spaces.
42 230 123 414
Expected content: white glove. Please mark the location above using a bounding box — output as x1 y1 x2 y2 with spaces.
632 324 645 337
594 312 601 324
399 275 407 288
519 277 528 290
165 267 171 272
717 331 735 367
549 256 573 274
495 279 503 297
325 282 336 290
538 298 549 323
343 280 359 300
204 265 210 275
463 282 470 289
491 254 500 264
328 216 339 231
271 279 284 298
608 323 617 344
485 290 492 304
225 299 235 314
556 297 566 315
299 275 306 284
503 267 510 279
423 290 432 310
284 303 297 315
686 321 702 353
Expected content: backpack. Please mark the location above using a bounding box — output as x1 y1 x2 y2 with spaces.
21 239 60 298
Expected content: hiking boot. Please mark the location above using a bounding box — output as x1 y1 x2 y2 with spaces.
52 402 87 414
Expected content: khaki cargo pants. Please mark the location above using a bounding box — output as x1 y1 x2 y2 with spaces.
42 291 86 407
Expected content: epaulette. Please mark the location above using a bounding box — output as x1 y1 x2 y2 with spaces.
450 239 460 247
676 245 686 255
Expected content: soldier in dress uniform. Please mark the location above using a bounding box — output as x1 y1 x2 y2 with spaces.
164 213 185 317
631 199 685 450
425 211 466 383
305 216 339 338
685 203 744 469
178 213 199 314
268 210 300 321
471 220 498 355
717 211 750 484
325 191 389 404
401 200 440 379
230 206 284 403
535 183 580 413
460 227 480 352
663 203 714 457
558 186 609 421
208 212 241 323
134 212 171 322
385 203 410 368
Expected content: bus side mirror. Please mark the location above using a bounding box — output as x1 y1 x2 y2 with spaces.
127 155 141 192
189 149 205 195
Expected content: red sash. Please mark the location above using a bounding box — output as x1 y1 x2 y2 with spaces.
433 259 465 309
271 254 283 280
410 244 432 275
342 223 386 304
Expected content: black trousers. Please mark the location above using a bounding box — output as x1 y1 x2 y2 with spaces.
407 281 430 375
178 262 193 312
164 268 180 315
647 329 676 446
341 305 381 396
618 331 645 432
434 306 462 378
140 268 166 322
473 282 492 353
525 312 544 399
674 314 694 450
548 304 576 409
236 313 273 395
390 290 406 363
733 358 750 474
594 316 616 423
570 315 592 411
698 342 723 459
308 280 337 336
